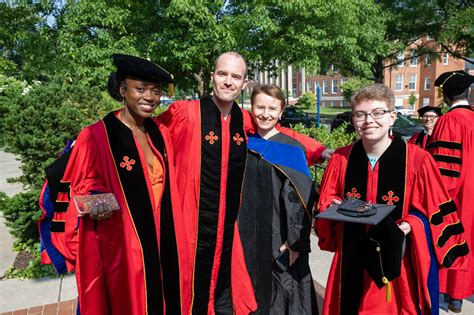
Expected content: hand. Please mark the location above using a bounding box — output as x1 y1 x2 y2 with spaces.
321 148 335 160
280 242 300 266
398 221 411 235
90 200 113 221
331 199 342 205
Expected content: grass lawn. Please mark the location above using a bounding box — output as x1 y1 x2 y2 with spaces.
305 106 351 123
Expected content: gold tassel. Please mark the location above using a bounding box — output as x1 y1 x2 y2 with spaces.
382 277 392 302
168 83 174 97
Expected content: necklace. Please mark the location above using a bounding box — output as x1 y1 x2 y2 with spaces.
120 111 146 133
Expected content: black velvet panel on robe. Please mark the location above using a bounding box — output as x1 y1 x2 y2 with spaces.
239 133 316 315
104 113 167 315
192 97 246 313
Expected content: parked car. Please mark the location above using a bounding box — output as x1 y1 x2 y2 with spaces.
160 96 173 106
395 105 415 118
280 106 317 127
331 111 424 141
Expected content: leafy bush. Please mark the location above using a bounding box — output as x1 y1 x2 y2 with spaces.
292 123 357 184
297 92 316 110
0 190 41 251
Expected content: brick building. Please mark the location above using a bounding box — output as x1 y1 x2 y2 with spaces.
249 40 470 113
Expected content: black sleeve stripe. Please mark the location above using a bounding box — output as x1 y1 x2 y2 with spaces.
442 242 469 268
50 221 65 232
427 141 462 150
437 222 465 248
57 182 71 192
440 168 460 178
433 155 462 165
430 200 457 226
54 202 68 213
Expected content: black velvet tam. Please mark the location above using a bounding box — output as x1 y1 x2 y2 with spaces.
113 53 173 84
434 70 474 96
316 197 396 225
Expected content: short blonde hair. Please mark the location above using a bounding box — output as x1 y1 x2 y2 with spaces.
351 83 395 111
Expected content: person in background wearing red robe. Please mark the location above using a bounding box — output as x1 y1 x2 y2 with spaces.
158 51 333 314
58 54 189 314
315 83 468 315
430 70 474 313
408 106 442 150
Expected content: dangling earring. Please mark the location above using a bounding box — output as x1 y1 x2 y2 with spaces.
389 126 393 137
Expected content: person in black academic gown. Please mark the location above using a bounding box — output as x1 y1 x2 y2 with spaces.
239 84 318 314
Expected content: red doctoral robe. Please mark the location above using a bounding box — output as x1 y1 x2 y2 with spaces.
408 130 429 150
58 112 189 314
428 105 474 300
158 97 325 314
316 138 468 315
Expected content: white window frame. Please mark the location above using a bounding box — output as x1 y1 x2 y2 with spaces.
423 98 430 106
332 79 338 94
443 53 449 65
424 77 431 91
395 74 403 91
396 52 404 68
424 55 432 66
408 74 416 90
410 52 418 67
307 80 312 91
323 80 329 94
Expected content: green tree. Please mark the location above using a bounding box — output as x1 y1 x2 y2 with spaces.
341 77 372 102
408 93 417 108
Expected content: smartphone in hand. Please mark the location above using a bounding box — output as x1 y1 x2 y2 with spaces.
273 249 290 272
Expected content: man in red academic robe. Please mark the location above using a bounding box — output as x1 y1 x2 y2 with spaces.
158 51 331 314
430 70 474 313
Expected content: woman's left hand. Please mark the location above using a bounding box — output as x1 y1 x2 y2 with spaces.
398 221 411 235
280 242 300 266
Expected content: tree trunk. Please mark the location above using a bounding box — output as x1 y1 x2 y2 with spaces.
371 57 385 83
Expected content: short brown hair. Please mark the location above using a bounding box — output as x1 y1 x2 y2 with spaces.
351 83 395 111
251 84 287 110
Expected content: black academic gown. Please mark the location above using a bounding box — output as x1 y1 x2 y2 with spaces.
239 133 318 315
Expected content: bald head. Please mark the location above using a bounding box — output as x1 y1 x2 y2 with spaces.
214 51 248 77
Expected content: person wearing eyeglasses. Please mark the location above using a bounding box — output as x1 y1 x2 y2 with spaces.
315 83 468 315
430 70 474 313
408 106 442 149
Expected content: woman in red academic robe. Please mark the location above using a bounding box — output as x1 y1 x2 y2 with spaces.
56 54 189 314
315 84 468 315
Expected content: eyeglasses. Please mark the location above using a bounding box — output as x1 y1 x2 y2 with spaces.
422 115 438 120
353 109 391 121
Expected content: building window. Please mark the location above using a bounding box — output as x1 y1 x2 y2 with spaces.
322 100 327 107
395 75 403 91
396 52 404 68
424 77 431 90
424 55 432 66
332 79 338 94
307 80 312 91
443 53 449 65
423 98 430 106
409 74 416 90
314 81 320 92
323 80 329 94
410 52 418 66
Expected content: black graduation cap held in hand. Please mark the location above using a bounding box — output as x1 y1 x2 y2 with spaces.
315 197 396 225
366 216 405 301
434 70 474 96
